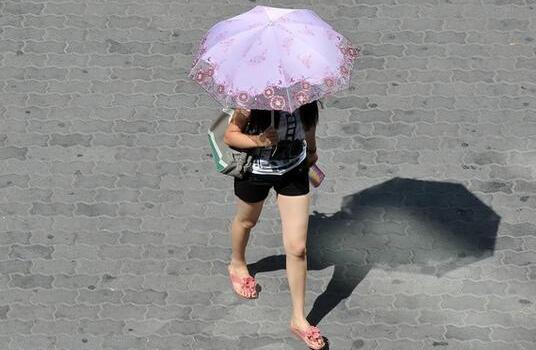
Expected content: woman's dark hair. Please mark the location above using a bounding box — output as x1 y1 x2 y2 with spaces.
246 100 319 135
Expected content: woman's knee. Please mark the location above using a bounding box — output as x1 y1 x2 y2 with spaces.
234 198 264 230
285 241 307 258
235 216 258 230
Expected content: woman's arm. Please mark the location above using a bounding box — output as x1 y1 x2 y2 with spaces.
223 109 278 149
305 124 317 153
223 109 261 149
305 124 318 167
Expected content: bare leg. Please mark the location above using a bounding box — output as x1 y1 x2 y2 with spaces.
277 192 325 348
228 197 265 298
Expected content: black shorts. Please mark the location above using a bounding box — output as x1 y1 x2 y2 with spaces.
234 159 310 203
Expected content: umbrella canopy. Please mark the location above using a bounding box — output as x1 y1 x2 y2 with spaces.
189 5 361 113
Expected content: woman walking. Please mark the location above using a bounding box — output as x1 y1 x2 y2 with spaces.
223 100 325 350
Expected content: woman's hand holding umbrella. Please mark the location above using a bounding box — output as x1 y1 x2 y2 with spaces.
257 126 279 148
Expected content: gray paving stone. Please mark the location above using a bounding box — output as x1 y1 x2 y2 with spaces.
397 323 446 341
102 335 149 350
490 325 536 343
445 325 492 342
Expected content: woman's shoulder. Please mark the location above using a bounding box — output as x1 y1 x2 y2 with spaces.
222 107 234 116
225 108 253 134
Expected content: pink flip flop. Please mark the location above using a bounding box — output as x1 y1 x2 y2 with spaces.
290 323 325 349
228 267 258 299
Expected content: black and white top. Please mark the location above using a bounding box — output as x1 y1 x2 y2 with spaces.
223 107 307 176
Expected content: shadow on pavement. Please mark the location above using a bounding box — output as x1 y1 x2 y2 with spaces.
249 177 500 327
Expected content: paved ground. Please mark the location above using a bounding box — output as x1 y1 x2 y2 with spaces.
1 0 536 349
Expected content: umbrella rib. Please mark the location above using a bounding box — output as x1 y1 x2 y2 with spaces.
200 25 268 94
274 19 352 90
280 15 333 32
201 23 265 61
288 30 344 88
269 23 299 112
260 7 330 31
226 27 271 95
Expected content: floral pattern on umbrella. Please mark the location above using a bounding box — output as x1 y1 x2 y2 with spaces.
189 5 362 113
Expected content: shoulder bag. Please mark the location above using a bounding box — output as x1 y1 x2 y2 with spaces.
207 108 254 179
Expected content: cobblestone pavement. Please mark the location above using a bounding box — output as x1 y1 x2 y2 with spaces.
1 0 536 349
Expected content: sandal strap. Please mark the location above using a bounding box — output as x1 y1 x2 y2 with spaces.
305 325 322 341
293 324 322 341
229 272 254 284
240 276 256 293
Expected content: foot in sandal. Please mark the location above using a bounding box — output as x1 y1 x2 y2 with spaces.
289 317 325 349
227 262 257 299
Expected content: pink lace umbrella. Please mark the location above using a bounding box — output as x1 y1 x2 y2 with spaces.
189 5 361 113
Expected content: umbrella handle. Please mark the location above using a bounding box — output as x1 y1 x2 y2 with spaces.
271 144 278 157
270 110 277 156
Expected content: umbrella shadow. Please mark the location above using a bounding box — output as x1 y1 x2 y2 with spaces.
249 177 500 328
